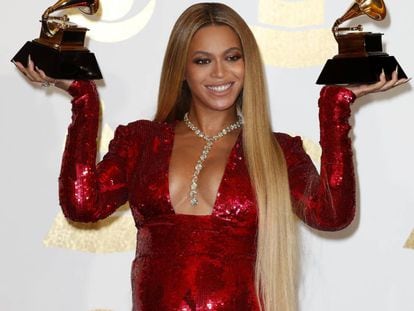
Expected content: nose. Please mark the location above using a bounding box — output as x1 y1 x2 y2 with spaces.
211 59 225 78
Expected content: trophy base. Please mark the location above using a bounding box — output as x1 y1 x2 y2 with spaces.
316 55 407 85
12 41 103 80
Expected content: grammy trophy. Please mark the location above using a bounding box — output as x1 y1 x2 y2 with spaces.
12 0 102 80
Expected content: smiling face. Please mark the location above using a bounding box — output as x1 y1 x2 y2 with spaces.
184 25 245 114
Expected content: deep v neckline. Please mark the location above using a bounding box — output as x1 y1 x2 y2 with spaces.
165 122 242 217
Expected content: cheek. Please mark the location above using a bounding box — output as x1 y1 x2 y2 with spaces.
236 69 245 87
185 66 202 85
233 62 245 80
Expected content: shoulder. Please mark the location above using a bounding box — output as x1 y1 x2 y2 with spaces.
273 132 307 163
114 119 174 138
107 119 174 156
273 132 303 149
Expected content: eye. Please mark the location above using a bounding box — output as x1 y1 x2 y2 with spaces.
226 54 242 62
193 58 211 65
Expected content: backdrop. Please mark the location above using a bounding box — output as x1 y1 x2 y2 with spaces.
1 0 413 310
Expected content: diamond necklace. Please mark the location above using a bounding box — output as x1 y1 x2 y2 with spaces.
183 112 243 207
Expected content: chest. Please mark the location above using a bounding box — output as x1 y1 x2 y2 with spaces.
128 127 257 228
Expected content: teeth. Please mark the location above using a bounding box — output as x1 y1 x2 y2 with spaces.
207 83 232 92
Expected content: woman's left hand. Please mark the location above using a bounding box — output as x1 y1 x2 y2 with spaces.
345 68 410 98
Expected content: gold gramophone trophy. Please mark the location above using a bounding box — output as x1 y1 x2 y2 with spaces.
12 0 102 79
316 0 407 84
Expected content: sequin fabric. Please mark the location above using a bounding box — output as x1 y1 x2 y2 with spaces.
60 80 356 310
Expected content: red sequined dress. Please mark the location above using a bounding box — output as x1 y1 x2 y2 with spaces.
60 81 356 310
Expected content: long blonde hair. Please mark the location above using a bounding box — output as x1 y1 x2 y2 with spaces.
154 3 298 310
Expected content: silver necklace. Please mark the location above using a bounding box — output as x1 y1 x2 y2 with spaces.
183 112 243 207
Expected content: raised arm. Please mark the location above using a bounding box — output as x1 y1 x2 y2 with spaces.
13 59 136 222
282 69 408 231
58 80 139 222
280 86 356 231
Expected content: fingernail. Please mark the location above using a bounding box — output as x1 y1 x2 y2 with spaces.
395 66 399 74
400 77 412 84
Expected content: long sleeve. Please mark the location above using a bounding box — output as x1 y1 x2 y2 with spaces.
58 80 137 222
283 86 356 231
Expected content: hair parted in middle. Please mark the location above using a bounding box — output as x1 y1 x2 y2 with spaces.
155 2 258 122
154 3 298 311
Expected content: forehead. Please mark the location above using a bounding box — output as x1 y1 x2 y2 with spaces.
189 25 242 52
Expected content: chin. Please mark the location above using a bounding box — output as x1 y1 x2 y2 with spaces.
206 96 240 111
204 101 238 112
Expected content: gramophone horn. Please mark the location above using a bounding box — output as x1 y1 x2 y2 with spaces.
42 0 100 37
356 0 386 21
333 0 387 35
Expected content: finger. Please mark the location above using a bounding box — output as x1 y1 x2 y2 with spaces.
13 60 26 73
26 55 43 80
378 67 409 91
358 70 387 95
13 60 35 81
35 66 56 84
377 69 399 91
27 54 35 72
13 60 27 73
35 67 57 87
25 55 40 81
35 66 47 79
26 69 43 82
26 55 48 83
372 70 387 89
394 77 411 87
366 68 402 93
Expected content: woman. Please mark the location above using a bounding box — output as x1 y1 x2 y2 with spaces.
14 2 408 311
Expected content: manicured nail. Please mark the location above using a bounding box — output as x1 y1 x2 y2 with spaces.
399 77 412 84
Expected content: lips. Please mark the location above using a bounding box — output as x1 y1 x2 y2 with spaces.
205 82 233 93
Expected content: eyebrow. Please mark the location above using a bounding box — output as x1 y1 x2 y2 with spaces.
191 47 242 57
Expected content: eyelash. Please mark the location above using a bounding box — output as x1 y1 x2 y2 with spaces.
227 54 242 62
193 58 211 65
192 54 242 65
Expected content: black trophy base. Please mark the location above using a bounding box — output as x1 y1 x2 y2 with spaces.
12 41 103 80
316 55 407 85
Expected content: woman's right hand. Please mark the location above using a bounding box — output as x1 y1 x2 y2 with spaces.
13 55 73 91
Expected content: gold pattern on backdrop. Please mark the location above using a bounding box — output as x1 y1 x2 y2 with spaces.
301 136 321 168
252 0 336 67
43 206 136 253
259 0 324 27
68 0 156 42
404 230 414 249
